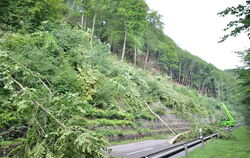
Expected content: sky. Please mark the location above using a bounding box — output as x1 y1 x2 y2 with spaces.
145 0 249 70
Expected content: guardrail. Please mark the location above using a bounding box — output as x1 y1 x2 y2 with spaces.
141 133 218 158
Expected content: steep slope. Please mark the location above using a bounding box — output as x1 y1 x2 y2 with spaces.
0 24 231 157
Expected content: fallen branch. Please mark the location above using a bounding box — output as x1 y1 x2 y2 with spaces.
145 102 176 135
12 78 67 129
168 131 190 144
9 56 52 96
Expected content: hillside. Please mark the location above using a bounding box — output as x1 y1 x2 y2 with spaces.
0 24 235 157
0 0 247 157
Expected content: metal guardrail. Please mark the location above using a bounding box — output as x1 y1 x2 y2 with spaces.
142 133 218 158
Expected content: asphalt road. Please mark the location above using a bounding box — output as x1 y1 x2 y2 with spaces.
107 139 173 158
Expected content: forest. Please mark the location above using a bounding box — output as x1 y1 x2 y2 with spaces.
0 0 249 157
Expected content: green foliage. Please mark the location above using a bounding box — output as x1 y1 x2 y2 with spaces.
235 49 250 125
0 27 110 157
15 128 108 158
78 66 102 101
0 0 65 31
95 129 124 137
219 1 249 126
199 124 233 139
117 0 148 30
87 119 134 127
133 110 156 120
84 107 133 120
0 0 245 155
179 123 234 142
152 107 166 116
136 128 151 134
218 1 250 42
0 25 233 147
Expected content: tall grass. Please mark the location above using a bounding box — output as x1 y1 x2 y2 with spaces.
182 127 250 158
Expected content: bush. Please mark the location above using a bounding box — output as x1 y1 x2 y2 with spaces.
152 107 166 116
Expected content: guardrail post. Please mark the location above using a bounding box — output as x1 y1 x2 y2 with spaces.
201 137 204 149
199 128 204 149
184 143 188 158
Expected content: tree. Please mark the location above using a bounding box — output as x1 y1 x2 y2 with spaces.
65 0 88 28
218 1 250 42
86 0 112 45
236 49 250 104
143 11 164 70
0 0 65 31
117 0 148 62
219 0 250 125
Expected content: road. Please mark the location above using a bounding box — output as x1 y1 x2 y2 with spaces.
107 139 173 158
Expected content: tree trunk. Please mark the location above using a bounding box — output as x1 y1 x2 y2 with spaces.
121 28 127 62
81 12 84 28
182 71 187 85
199 77 205 93
144 48 149 70
178 61 182 82
110 34 113 52
134 47 137 66
83 17 87 30
169 68 173 80
188 63 194 86
90 11 97 46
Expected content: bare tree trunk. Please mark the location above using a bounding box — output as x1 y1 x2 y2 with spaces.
169 68 173 81
182 69 187 85
134 47 137 66
178 61 182 82
81 13 84 28
144 48 149 70
189 75 193 88
188 63 194 87
183 62 194 86
90 11 97 46
84 17 87 30
121 28 127 62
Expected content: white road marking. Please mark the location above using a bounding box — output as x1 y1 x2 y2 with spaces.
126 148 153 156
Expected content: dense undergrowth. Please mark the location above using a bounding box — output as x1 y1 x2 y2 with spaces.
0 23 232 157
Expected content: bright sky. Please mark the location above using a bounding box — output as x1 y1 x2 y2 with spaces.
145 0 250 70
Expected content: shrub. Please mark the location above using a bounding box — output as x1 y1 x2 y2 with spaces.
152 107 166 116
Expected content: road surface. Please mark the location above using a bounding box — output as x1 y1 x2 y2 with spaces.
108 139 173 158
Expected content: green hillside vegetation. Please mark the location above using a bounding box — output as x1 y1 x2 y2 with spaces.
0 23 236 157
0 0 241 102
0 0 248 157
